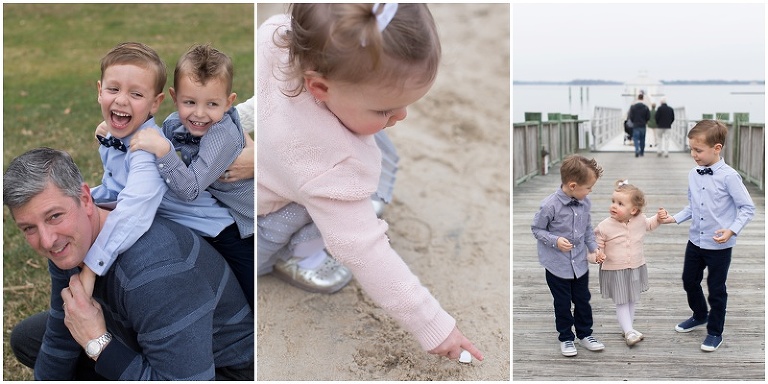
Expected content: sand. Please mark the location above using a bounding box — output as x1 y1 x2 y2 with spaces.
256 4 510 380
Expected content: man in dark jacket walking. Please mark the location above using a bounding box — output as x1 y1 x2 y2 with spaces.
628 93 651 157
655 98 675 157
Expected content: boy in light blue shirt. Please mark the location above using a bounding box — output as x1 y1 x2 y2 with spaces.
660 119 755 352
85 42 234 279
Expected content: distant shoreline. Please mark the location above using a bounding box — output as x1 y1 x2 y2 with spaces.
514 80 765 86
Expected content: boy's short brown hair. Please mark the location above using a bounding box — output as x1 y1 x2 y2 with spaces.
560 154 603 185
688 119 728 147
100 42 167 95
174 44 234 94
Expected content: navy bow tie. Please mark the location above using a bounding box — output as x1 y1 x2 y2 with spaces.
697 167 714 175
567 198 581 206
174 132 201 145
96 135 127 152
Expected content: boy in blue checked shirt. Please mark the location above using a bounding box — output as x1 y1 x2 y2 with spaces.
660 120 755 352
84 42 237 297
531 154 606 357
128 44 254 307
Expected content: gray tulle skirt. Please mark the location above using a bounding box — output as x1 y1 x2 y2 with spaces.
257 131 398 275
599 264 649 305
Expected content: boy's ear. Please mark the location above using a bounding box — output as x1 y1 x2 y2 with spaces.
304 71 330 102
96 80 103 103
227 92 237 109
169 87 177 104
566 181 577 191
150 92 165 115
714 143 723 152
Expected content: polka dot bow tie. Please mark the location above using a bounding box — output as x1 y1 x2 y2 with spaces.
567 198 581 206
174 132 201 145
697 167 714 175
96 135 127 152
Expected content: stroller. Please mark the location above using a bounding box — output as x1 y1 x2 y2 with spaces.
623 119 633 145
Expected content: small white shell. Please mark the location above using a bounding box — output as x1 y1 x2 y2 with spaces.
459 350 472 363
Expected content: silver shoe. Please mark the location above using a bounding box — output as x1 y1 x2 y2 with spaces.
273 254 352 294
624 330 644 346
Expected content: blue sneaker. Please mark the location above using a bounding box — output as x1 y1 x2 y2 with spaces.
675 316 707 333
701 334 723 352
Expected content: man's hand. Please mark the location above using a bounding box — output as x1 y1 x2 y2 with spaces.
428 326 484 361
61 274 107 348
220 146 254 182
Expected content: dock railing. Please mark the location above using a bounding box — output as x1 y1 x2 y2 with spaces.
722 115 764 190
513 113 584 185
514 108 764 190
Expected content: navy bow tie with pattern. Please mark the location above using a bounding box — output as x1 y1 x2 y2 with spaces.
174 132 201 145
567 198 581 206
96 135 127 152
697 167 714 175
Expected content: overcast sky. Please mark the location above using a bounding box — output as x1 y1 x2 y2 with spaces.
512 3 766 82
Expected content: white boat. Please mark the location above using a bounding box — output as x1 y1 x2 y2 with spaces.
622 70 664 106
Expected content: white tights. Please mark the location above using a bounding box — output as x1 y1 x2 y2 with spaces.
616 301 636 334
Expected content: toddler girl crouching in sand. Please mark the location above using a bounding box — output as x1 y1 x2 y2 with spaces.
257 3 482 361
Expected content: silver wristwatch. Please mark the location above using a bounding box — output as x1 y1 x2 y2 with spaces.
85 332 112 360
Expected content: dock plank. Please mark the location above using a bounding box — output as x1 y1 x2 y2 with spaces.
513 151 765 381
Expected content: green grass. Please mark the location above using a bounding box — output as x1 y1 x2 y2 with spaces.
3 4 254 379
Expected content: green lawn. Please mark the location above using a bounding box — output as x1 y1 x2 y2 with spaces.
3 4 254 379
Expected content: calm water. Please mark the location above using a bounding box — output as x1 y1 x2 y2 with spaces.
513 84 765 124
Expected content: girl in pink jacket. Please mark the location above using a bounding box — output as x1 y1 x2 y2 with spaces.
592 180 669 346
257 3 482 361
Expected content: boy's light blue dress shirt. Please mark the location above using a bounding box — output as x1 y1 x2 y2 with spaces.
85 117 234 275
532 188 598 279
672 158 755 250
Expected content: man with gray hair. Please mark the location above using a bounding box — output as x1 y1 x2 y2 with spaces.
4 147 253 380
655 97 675 157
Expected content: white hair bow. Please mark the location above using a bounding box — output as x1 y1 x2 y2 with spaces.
618 179 630 186
373 3 398 32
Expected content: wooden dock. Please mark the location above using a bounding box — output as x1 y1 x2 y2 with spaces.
512 150 765 380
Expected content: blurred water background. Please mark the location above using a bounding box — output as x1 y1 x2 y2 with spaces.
513 84 765 123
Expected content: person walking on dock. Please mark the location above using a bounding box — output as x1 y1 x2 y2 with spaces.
655 98 675 157
647 102 658 148
628 93 651 157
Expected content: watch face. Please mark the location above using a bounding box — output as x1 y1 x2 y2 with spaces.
86 340 100 356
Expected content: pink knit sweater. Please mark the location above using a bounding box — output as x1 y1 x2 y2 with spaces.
591 214 661 270
257 14 455 351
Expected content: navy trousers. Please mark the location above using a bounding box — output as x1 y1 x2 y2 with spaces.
682 241 732 337
545 269 594 342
